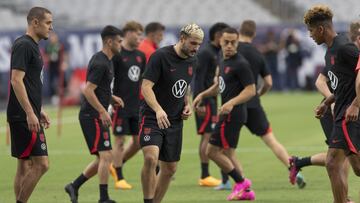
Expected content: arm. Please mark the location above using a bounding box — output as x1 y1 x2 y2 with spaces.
258 75 272 96
141 79 170 129
220 84 256 115
315 73 332 98
192 75 219 109
11 69 40 132
182 87 192 120
82 81 111 127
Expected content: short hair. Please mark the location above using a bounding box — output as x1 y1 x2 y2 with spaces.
145 22 165 35
349 21 360 42
222 27 239 37
304 4 333 27
180 23 204 39
27 7 51 25
101 25 123 41
122 21 144 34
209 22 229 41
239 20 256 37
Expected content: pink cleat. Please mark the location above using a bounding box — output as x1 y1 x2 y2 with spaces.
237 190 255 201
227 178 252 201
289 156 300 185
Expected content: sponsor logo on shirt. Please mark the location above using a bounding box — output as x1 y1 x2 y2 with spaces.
219 76 225 93
172 79 188 98
128 65 141 82
327 71 338 90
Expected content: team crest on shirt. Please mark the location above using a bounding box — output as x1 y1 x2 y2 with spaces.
172 79 188 98
224 66 231 74
188 66 193 76
219 76 225 93
330 55 335 65
128 65 141 82
136 56 143 63
327 71 338 90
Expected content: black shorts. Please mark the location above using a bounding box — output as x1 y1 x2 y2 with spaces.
320 107 333 145
210 112 243 149
195 98 218 135
111 107 139 136
139 117 183 162
244 106 271 136
329 119 360 155
9 122 48 159
80 118 112 155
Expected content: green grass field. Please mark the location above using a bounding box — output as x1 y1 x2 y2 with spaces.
0 92 359 203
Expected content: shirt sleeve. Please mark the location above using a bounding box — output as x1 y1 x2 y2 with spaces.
338 44 359 72
259 55 271 77
11 41 32 72
142 51 162 83
87 61 106 85
234 60 255 87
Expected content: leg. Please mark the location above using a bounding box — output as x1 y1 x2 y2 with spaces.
261 132 290 167
112 136 125 170
206 144 235 173
14 159 32 198
199 133 211 177
223 148 244 176
123 135 141 162
326 148 347 203
154 161 177 203
97 151 113 202
17 156 49 202
141 146 160 201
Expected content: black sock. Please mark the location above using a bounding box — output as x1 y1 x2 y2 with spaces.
221 170 229 184
228 169 244 183
16 201 23 203
295 157 312 169
72 173 88 190
201 162 210 179
144 199 153 203
115 166 124 180
99 184 109 201
155 165 160 175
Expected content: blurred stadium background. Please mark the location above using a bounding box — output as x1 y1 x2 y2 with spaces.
1 0 360 202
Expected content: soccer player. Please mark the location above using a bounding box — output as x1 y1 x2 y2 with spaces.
193 27 256 201
140 23 204 203
7 7 52 203
307 8 360 203
237 20 306 188
109 21 146 190
290 5 353 194
193 22 229 188
138 22 165 62
64 25 123 203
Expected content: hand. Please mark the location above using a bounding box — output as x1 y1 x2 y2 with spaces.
112 96 124 108
192 94 203 110
156 109 170 129
182 104 192 120
219 102 233 115
195 106 206 117
99 110 112 128
40 111 51 129
314 103 328 119
26 112 40 132
345 104 359 122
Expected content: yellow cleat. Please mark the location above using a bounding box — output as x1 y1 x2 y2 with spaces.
198 176 221 187
109 164 118 181
115 179 133 190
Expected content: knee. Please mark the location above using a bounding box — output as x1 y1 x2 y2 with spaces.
325 156 340 174
34 160 49 174
161 164 177 177
100 151 113 163
143 154 158 169
206 146 217 159
115 138 125 149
